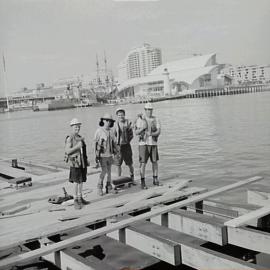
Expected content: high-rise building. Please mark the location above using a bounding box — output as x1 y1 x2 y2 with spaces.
118 43 162 83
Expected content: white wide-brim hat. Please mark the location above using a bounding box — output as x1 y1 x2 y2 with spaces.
144 102 153 110
115 107 125 115
70 118 82 126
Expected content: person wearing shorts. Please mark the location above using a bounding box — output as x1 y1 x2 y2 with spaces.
65 118 89 209
134 103 161 189
114 108 136 185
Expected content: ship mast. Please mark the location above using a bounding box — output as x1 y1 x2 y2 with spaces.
2 53 10 111
104 51 109 87
96 54 101 85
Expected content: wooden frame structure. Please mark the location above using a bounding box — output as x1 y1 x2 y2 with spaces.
1 175 270 270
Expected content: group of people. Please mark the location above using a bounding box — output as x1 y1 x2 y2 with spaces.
64 102 161 209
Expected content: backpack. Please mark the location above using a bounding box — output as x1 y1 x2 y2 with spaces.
64 135 88 168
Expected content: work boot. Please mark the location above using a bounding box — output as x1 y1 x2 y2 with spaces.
141 178 148 190
78 196 90 205
97 184 103 196
74 199 82 210
130 175 137 186
106 182 113 193
153 177 162 186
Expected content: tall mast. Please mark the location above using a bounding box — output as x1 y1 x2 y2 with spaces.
104 51 109 87
2 53 10 111
96 54 101 85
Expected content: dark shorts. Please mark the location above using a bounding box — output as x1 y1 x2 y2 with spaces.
114 144 133 166
69 167 87 183
139 145 159 163
100 156 114 168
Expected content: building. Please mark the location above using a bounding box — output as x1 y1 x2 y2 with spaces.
223 64 270 84
118 53 230 99
118 43 162 83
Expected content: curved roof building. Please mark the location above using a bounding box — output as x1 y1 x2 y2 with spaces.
118 53 226 98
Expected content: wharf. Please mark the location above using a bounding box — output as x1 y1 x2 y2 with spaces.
0 158 270 269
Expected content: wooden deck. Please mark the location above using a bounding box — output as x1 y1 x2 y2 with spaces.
0 158 270 269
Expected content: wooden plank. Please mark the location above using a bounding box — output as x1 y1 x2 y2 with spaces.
63 235 159 270
43 226 159 270
181 244 263 270
196 200 260 226
168 209 228 245
0 175 263 268
125 227 181 265
0 187 205 250
123 179 192 207
162 179 192 195
247 190 270 206
124 221 264 270
60 250 116 270
0 164 33 179
227 226 270 255
225 204 270 228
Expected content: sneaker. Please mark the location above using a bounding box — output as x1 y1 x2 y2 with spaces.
74 199 82 210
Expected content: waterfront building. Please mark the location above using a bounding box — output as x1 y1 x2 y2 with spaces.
223 64 270 84
118 53 230 98
118 43 162 83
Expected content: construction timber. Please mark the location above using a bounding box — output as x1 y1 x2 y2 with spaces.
0 157 270 269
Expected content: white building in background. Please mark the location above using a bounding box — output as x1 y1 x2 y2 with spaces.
118 53 230 98
223 64 270 84
118 43 162 83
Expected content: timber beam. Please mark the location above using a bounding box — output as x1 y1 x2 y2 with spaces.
0 176 263 269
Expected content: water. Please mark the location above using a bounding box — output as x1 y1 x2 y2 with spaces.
1 92 270 201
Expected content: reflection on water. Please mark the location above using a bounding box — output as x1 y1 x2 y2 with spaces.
1 92 270 198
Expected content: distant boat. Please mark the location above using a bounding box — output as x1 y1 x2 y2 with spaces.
74 98 95 108
33 99 76 112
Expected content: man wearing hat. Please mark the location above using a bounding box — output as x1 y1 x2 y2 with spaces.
94 113 117 196
134 103 161 188
114 108 135 184
65 118 89 209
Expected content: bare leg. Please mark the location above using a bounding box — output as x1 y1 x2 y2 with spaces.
74 183 79 198
128 164 136 185
78 183 83 197
140 163 146 179
106 163 113 193
152 162 158 177
140 163 147 189
98 162 107 195
107 163 112 184
99 166 107 186
74 182 81 209
152 162 161 185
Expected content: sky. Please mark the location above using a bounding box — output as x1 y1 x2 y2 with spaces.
0 0 270 95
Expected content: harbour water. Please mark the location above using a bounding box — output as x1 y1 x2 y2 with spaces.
1 92 270 202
